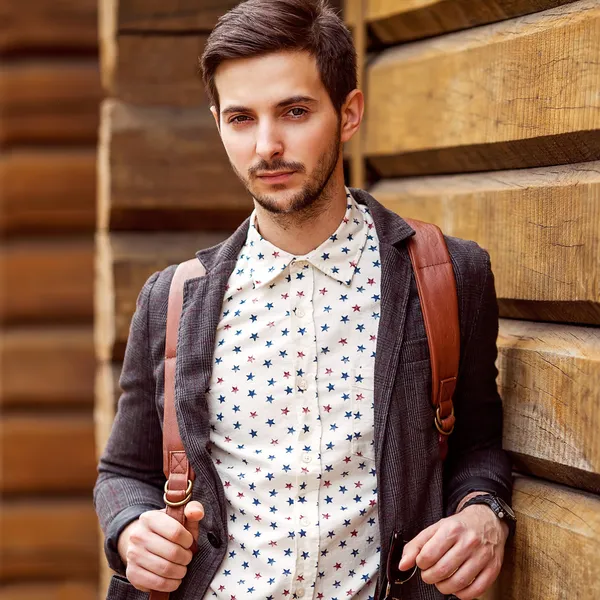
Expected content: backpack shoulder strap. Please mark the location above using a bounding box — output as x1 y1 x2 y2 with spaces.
404 218 459 461
153 258 206 600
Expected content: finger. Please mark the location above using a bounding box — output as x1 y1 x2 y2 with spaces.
434 555 487 596
140 529 193 567
131 544 189 581
183 501 205 545
414 524 460 572
140 510 194 549
445 562 498 600
127 563 183 594
399 521 441 570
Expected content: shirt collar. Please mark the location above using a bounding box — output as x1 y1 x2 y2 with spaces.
243 187 370 289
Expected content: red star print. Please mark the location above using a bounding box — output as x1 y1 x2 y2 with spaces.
269 540 278 547
272 251 280 258
281 293 289 299
325 368 333 375
355 481 363 488
281 407 290 415
323 404 332 412
285 482 294 489
339 338 348 345
302 407 310 413
319 287 328 295
349 260 357 268
255 573 261 579
297 351 305 358
283 371 291 378
297 290 305 297
217 377 224 384
237 492 244 498
224 436 231 442
334 563 342 570
346 590 354 596
247 355 255 362
223 324 231 330
322 513 330 519
367 278 376 285
250 411 257 418
268 321 275 327
323 480 331 487
219 585 225 591
296 575 304 582
352 304 361 312
343 456 352 463
351 529 358 537
232 386 238 393
224 481 231 487
355 392 364 401
370 334 377 341
271 439 279 445
370 499 377 506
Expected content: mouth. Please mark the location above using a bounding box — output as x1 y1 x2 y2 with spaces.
257 171 295 184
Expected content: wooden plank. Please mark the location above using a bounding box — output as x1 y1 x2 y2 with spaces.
112 0 260 32
1 238 94 325
496 475 600 598
0 60 101 146
94 361 122 459
0 500 99 580
0 582 97 600
373 161 600 324
98 100 251 231
1 414 97 494
345 0 576 43
0 0 97 53
498 320 600 494
0 149 96 235
365 1 600 176
103 34 209 106
95 231 230 361
1 327 94 408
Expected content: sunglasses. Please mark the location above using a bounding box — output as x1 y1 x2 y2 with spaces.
385 530 419 598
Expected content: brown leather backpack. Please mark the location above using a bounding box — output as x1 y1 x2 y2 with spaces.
151 218 459 600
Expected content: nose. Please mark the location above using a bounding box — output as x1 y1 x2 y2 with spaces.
255 120 283 162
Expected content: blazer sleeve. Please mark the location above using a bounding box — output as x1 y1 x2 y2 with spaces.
443 249 514 517
93 270 165 575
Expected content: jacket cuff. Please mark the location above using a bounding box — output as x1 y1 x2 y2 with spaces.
104 504 161 575
446 476 513 517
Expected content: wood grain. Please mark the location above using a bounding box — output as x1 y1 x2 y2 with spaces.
0 60 101 146
0 582 97 600
1 149 96 235
364 1 600 175
95 231 230 362
1 327 94 408
1 415 97 494
94 361 122 459
98 100 251 231
0 500 99 580
497 475 600 597
345 0 575 43
1 238 94 325
373 161 600 324
498 319 600 493
0 0 97 53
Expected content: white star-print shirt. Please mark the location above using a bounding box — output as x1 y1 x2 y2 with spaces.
203 188 382 600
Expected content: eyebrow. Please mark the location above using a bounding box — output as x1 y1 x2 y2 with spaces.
221 95 319 117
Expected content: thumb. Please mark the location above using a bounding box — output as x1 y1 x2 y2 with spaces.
183 501 204 543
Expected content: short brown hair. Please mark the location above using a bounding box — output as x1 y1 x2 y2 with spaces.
199 0 356 115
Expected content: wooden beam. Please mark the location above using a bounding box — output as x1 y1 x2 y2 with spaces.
498 319 600 494
102 34 208 106
98 100 251 231
0 0 98 53
0 582 97 600
0 500 99 580
94 361 122 459
364 1 600 176
1 238 94 325
0 60 101 146
95 231 230 361
373 161 600 324
0 149 96 236
1 415 97 494
344 0 576 43
496 475 600 598
1 327 94 408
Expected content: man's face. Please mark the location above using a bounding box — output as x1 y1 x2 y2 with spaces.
211 51 343 216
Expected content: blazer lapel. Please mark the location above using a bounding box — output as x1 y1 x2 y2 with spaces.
373 241 413 466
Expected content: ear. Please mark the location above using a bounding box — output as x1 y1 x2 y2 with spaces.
210 105 221 133
339 89 364 145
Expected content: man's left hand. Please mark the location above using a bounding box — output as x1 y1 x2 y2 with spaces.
398 504 509 600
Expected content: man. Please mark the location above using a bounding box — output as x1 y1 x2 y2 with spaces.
94 1 514 599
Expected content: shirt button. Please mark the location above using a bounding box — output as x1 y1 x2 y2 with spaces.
300 517 310 526
296 589 305 598
298 378 308 391
302 453 311 463
296 308 305 318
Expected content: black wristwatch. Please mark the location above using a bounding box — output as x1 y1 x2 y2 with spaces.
458 493 516 538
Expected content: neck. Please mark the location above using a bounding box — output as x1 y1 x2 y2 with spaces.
253 168 348 256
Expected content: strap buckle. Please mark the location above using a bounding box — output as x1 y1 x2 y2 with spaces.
435 404 455 436
163 479 193 507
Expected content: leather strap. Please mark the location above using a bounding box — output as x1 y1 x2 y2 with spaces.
405 218 459 462
150 258 206 600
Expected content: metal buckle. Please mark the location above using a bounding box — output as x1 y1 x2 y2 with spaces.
163 479 192 507
435 404 454 435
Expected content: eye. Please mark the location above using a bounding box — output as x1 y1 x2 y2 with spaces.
288 107 307 118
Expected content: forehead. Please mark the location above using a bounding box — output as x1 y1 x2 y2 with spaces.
214 51 327 109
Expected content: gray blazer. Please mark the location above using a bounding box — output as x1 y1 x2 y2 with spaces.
94 188 513 600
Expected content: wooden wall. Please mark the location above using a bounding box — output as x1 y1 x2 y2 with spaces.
346 0 600 597
0 1 101 599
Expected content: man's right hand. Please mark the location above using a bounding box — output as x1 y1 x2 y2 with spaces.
117 501 205 593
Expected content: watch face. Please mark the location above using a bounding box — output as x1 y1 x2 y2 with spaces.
496 496 516 519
